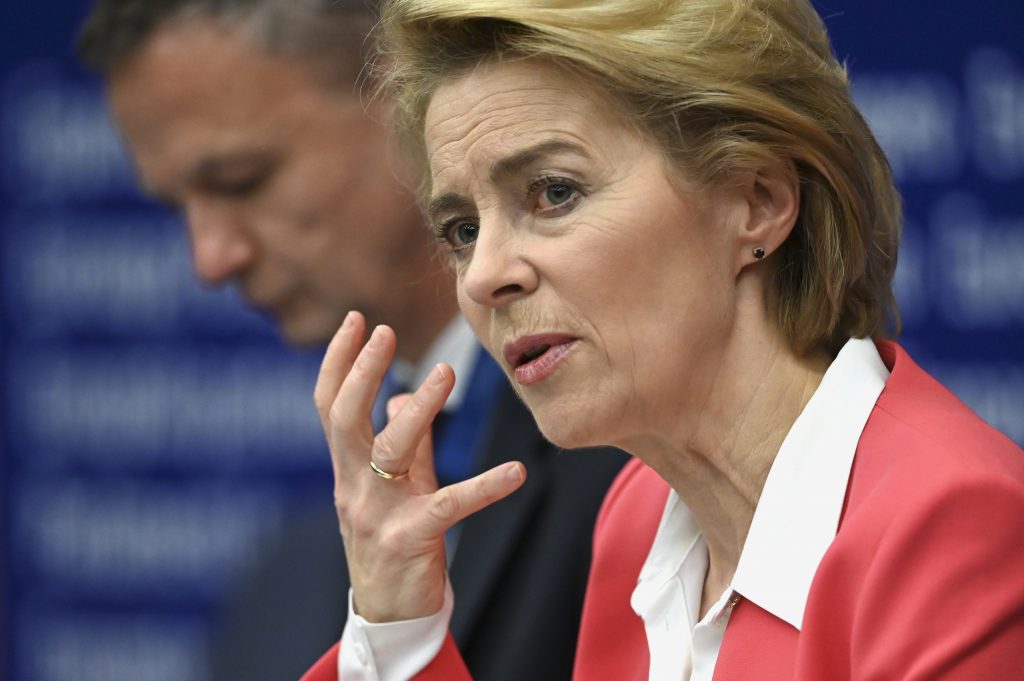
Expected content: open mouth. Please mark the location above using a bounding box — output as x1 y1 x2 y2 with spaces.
503 334 578 385
516 343 551 366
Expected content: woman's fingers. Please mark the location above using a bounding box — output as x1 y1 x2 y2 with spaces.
313 310 364 431
313 315 528 624
372 364 454 478
336 325 395 427
383 394 441 491
315 317 399 483
330 324 395 444
423 462 527 534
407 411 440 492
384 393 412 422
343 460 526 622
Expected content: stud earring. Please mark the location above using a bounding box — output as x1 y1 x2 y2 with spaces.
753 246 766 260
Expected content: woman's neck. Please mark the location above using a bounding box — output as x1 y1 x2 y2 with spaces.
624 324 831 603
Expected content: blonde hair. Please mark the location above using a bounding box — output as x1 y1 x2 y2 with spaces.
376 0 902 356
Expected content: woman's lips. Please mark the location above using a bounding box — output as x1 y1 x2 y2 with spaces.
503 334 579 385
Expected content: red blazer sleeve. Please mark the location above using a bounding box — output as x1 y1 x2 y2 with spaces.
300 632 473 681
797 472 1024 680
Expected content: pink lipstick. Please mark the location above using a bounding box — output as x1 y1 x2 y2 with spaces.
503 334 579 385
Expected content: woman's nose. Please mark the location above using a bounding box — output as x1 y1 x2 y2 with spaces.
459 223 538 308
185 200 256 284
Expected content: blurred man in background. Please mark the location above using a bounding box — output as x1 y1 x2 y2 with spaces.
76 1 626 679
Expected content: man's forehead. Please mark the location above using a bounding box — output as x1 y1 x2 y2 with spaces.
107 20 300 192
110 15 318 118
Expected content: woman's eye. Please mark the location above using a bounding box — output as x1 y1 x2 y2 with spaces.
453 222 479 246
436 219 479 251
531 177 582 212
542 184 574 206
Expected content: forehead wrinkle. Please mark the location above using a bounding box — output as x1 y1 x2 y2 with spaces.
428 98 560 171
425 62 648 211
428 112 606 202
426 81 580 144
426 78 601 168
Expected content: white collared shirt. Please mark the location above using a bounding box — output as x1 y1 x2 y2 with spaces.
632 337 889 680
339 337 890 681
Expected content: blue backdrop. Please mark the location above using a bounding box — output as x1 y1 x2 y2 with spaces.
1 2 1022 680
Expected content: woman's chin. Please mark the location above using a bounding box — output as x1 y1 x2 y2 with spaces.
533 410 607 451
514 382 622 450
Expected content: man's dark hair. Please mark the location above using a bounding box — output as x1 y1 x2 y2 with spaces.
77 0 379 86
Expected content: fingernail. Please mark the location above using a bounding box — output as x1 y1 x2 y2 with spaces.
430 364 447 386
386 396 403 419
506 463 523 482
369 326 384 348
342 311 354 329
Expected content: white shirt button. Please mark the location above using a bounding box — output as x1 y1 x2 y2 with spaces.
354 642 369 666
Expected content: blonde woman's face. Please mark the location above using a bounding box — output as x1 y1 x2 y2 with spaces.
424 60 746 450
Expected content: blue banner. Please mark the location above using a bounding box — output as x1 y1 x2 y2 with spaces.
1 2 1022 681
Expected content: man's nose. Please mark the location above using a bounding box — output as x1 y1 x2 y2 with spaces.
184 201 255 284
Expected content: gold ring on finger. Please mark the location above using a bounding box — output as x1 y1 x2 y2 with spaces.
369 459 410 480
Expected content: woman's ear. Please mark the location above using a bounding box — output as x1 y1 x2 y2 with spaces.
733 159 800 272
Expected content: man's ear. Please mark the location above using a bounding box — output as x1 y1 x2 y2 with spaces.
733 159 800 272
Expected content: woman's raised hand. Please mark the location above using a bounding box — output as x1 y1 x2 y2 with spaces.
314 311 526 622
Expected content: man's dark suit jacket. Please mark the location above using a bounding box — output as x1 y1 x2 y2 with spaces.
209 383 628 681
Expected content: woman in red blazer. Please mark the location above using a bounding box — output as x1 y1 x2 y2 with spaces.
305 1 1024 679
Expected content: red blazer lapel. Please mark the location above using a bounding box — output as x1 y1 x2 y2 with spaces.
573 459 667 681
713 599 798 681
299 643 338 681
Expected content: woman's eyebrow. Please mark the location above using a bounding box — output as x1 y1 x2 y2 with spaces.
427 192 474 224
428 140 592 223
490 140 592 183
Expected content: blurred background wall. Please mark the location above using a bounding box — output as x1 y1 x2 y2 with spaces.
1 1 1021 680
